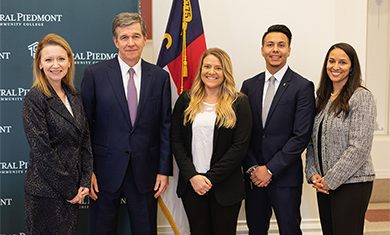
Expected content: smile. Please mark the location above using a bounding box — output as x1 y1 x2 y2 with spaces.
207 77 217 80
50 70 62 74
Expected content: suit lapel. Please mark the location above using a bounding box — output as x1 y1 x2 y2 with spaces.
107 58 132 128
135 60 152 127
256 73 265 127
265 67 292 127
64 88 84 132
47 87 80 132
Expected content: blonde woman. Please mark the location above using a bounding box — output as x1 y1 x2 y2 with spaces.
171 48 252 235
22 33 93 234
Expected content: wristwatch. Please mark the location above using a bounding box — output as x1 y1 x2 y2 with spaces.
267 168 273 176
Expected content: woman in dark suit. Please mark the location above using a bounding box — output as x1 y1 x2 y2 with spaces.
22 33 93 234
171 48 252 235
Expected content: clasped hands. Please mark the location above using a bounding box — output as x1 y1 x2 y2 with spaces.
310 174 330 194
250 166 272 188
190 175 213 196
67 187 89 204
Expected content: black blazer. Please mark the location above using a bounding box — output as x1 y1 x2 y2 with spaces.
171 91 252 206
22 85 93 200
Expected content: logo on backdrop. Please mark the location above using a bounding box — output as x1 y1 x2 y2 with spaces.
78 197 126 210
0 198 12 206
0 88 30 102
28 42 39 58
0 52 11 60
0 126 12 134
28 41 118 64
0 161 28 174
0 13 63 27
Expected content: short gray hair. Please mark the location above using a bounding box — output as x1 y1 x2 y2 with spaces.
112 12 146 39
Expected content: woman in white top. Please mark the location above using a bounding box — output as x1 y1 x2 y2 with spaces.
171 48 252 235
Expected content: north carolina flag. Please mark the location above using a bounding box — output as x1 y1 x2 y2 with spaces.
157 0 206 234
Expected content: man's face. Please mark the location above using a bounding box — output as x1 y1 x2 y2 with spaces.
261 32 291 74
113 22 147 67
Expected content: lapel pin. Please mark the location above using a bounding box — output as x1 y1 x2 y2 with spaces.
283 83 286 86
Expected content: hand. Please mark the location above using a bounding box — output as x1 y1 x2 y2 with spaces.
154 174 169 198
67 187 90 204
89 173 99 201
189 175 212 196
311 174 330 194
250 166 272 188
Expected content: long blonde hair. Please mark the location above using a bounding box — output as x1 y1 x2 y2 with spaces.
184 48 238 128
32 33 75 97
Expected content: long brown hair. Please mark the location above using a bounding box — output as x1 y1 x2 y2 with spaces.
316 42 366 119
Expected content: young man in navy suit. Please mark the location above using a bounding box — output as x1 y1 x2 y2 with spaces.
241 24 315 235
81 13 172 235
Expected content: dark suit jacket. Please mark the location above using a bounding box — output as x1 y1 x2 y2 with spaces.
171 91 252 206
81 58 172 194
22 85 93 200
241 67 315 187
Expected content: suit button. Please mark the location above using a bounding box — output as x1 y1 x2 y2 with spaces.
131 132 135 136
125 151 130 155
263 134 266 138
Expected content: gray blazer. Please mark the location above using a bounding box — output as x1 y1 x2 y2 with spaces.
305 87 376 190
22 85 93 200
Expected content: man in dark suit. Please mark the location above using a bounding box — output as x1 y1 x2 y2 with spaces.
81 13 172 235
241 24 315 235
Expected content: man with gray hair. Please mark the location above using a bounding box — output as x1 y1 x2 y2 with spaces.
81 12 172 234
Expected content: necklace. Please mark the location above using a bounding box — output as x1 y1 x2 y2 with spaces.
330 91 340 96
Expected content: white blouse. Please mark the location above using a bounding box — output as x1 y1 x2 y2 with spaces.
64 94 74 117
192 102 217 173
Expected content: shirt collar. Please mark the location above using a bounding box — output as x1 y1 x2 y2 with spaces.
117 56 142 78
265 64 288 83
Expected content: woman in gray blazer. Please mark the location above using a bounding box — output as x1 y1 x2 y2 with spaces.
22 34 93 234
305 42 376 235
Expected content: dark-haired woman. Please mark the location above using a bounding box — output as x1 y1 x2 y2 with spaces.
305 42 376 235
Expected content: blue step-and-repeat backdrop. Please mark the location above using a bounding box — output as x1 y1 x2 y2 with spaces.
0 0 139 234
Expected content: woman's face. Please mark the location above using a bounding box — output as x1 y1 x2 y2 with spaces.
39 45 70 87
201 54 224 92
326 48 351 87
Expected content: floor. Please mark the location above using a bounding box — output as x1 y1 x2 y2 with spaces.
365 202 390 234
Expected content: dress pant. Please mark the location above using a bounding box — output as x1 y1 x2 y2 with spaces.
245 182 302 235
181 186 242 235
89 160 157 235
317 181 373 235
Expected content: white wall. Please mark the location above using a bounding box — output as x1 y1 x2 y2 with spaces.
140 0 389 234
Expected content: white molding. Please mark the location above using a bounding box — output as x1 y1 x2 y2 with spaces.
157 219 322 235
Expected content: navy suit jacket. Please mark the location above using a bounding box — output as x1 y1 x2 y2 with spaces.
81 57 172 194
241 67 315 187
